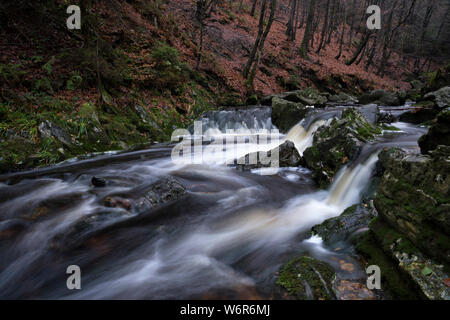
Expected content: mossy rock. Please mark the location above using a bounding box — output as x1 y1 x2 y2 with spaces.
355 231 423 300
276 256 336 300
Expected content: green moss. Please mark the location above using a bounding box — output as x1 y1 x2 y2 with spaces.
277 256 335 300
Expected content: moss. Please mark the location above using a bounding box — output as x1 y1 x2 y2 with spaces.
277 256 336 300
355 231 422 299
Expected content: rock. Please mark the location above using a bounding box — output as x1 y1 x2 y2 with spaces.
51 176 186 251
375 147 450 265
134 176 186 212
236 140 301 171
328 92 358 104
419 108 450 154
358 89 405 106
377 111 395 124
262 87 329 108
311 203 377 248
91 176 106 187
424 86 450 109
271 97 310 133
398 101 439 124
276 256 336 300
38 120 72 146
104 197 132 210
356 218 450 299
302 108 381 187
359 104 380 124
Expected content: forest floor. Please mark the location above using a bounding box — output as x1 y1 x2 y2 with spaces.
0 0 438 172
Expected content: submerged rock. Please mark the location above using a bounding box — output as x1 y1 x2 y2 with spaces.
302 108 381 187
91 176 106 187
236 140 301 171
419 108 450 154
51 176 186 251
134 176 186 212
276 256 336 300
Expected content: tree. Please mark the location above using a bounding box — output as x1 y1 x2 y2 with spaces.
299 0 316 58
195 0 215 70
244 0 277 88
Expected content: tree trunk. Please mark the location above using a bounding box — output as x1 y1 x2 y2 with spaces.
244 0 268 78
316 0 331 53
300 0 316 58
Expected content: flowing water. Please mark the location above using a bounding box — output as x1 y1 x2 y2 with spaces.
0 106 426 299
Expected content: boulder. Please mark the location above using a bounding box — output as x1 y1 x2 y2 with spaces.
236 140 301 171
38 120 72 146
302 108 381 187
276 256 336 300
359 89 405 106
271 97 310 133
423 86 450 110
398 101 438 124
419 108 450 154
359 104 380 124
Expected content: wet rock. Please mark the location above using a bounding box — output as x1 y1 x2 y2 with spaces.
423 86 450 109
375 147 450 265
358 89 405 106
419 108 450 154
51 176 186 251
377 111 395 124
357 216 450 299
302 108 381 187
134 176 186 212
271 97 310 133
104 197 132 211
276 256 336 300
359 104 380 124
91 176 106 187
236 140 301 171
311 203 378 248
38 120 72 146
398 103 439 125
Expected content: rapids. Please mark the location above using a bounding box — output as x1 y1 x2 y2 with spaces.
0 105 426 299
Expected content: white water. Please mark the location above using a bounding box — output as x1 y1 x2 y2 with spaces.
69 132 379 299
1 109 422 299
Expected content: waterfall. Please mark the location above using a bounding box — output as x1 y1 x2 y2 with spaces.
285 120 329 155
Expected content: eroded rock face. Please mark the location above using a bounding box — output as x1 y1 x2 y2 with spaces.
276 256 336 300
236 140 301 171
419 108 450 154
375 147 450 265
302 108 381 187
